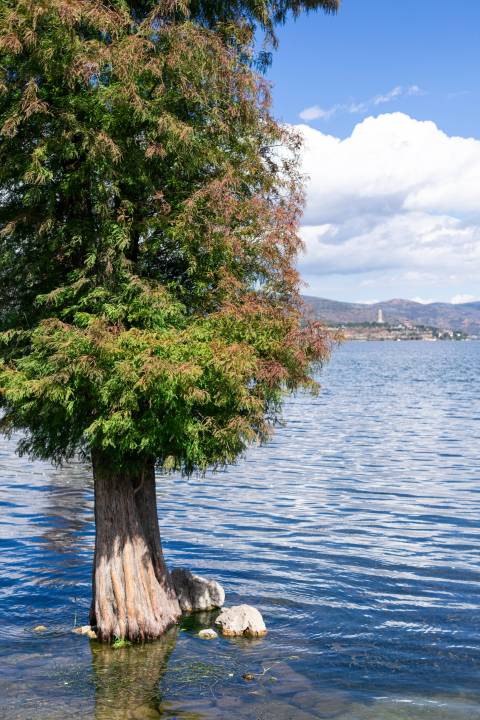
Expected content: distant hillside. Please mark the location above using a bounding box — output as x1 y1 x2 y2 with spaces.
303 296 480 335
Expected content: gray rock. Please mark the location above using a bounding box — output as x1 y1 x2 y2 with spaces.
171 567 225 613
198 628 218 640
215 604 267 637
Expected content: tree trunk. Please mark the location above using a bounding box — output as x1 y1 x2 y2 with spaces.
90 451 181 642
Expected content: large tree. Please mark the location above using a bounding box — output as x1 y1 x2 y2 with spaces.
0 0 334 642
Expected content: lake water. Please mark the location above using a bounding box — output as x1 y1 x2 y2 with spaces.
1 340 479 720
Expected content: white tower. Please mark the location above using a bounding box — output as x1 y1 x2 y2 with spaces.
377 308 384 324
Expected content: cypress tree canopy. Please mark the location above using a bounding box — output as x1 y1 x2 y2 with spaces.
0 1 331 471
126 0 339 43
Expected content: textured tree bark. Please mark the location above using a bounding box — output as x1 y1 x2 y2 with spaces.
90 451 181 642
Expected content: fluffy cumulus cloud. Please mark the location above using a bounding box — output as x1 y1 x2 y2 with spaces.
297 113 480 300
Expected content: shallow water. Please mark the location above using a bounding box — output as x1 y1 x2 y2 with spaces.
1 340 479 720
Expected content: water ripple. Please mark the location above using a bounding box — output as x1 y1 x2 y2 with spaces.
0 341 479 718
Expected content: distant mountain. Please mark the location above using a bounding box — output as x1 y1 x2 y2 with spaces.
303 296 480 335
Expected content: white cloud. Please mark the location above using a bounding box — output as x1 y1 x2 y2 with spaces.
407 85 423 96
373 85 422 106
299 85 424 122
297 113 480 299
451 294 478 304
299 105 335 121
373 85 403 105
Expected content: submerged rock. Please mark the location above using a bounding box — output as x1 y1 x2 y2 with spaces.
171 567 225 613
292 689 351 718
198 628 218 640
253 700 318 720
215 604 267 637
242 672 255 681
269 662 312 696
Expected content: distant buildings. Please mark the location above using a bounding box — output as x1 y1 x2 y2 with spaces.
330 321 469 342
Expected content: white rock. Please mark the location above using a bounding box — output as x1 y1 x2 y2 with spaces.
72 625 97 639
171 567 225 613
215 604 267 637
72 625 92 635
198 629 218 640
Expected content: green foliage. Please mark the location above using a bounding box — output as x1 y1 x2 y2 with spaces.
0 0 332 471
126 0 339 57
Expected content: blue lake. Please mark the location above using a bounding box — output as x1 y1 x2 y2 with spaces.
1 340 479 719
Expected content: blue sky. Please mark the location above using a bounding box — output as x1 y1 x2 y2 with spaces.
264 0 480 303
